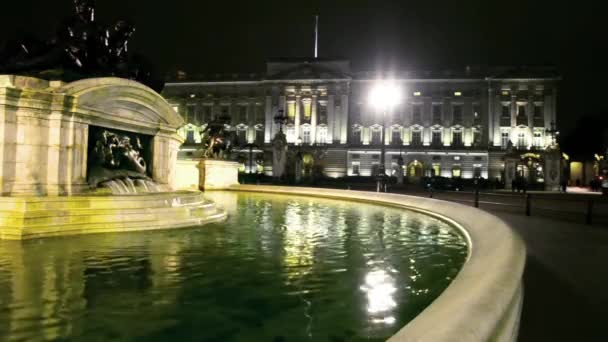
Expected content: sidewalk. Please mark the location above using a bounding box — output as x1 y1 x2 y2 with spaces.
489 211 608 342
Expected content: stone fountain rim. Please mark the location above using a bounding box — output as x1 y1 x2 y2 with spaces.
229 185 526 342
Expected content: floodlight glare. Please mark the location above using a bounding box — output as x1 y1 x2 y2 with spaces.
369 82 402 109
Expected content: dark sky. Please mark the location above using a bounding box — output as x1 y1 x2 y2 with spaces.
0 0 605 143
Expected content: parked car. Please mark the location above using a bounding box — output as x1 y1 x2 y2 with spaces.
423 176 465 191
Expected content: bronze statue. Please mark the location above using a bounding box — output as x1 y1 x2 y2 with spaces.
0 0 162 91
199 113 236 159
92 130 147 174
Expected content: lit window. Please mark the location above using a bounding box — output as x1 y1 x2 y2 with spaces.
303 100 312 119
502 90 510 96
413 91 421 96
534 132 543 147
302 127 311 144
317 126 328 144
454 156 461 161
452 166 461 178
432 163 441 177
517 132 526 148
502 132 510 149
287 102 296 119
454 91 462 96
189 93 196 98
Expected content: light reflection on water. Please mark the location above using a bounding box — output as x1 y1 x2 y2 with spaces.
0 192 467 341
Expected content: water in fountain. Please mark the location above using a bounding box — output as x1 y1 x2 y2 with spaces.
101 178 165 195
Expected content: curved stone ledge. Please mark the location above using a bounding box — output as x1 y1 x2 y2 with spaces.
230 185 526 342
0 191 226 240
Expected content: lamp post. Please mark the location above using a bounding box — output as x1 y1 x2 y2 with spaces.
295 137 303 183
369 82 402 192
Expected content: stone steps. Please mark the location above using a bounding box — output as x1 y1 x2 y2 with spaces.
0 191 227 240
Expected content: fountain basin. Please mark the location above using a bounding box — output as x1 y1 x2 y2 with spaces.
230 185 526 342
0 191 226 240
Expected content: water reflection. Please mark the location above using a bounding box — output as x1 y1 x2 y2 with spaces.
0 192 467 341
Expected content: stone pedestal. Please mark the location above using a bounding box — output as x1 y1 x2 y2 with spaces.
272 131 287 179
504 154 519 191
544 150 561 191
197 159 240 190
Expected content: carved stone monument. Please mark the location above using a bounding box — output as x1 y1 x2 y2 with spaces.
272 131 287 179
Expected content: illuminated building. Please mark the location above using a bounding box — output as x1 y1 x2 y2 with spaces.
162 60 559 182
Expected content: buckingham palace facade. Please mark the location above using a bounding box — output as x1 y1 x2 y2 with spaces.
162 59 559 181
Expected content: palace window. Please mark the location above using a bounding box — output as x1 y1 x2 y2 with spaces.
286 126 296 143
534 105 544 126
452 105 463 125
534 132 543 147
392 129 402 145
317 126 328 144
452 165 462 178
413 105 422 124
236 129 247 146
352 162 360 176
318 104 328 124
473 105 481 125
371 129 382 145
432 105 442 125
255 128 264 145
412 130 422 146
302 100 312 121
453 131 463 146
352 128 362 144
473 129 482 146
432 163 441 177
518 105 526 117
287 102 296 121
473 164 482 178
517 132 526 148
501 132 510 149
501 105 511 126
302 126 311 144
186 130 195 143
432 130 442 146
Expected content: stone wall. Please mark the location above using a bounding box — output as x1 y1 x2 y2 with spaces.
0 75 184 196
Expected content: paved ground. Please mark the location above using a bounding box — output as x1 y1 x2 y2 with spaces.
493 212 608 342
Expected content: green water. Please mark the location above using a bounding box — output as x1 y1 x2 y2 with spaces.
0 192 467 341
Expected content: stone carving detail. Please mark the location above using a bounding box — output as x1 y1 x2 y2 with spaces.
92 130 147 174
0 0 161 91
87 128 151 187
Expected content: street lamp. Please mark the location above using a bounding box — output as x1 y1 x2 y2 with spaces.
369 82 402 192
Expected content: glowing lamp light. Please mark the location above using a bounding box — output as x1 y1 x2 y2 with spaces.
369 82 402 109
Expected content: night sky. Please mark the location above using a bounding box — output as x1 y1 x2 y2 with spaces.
0 0 605 151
